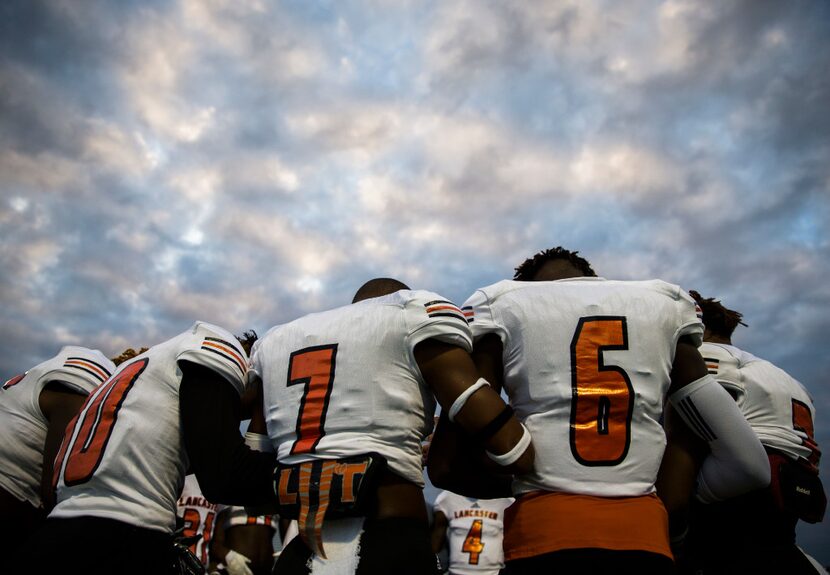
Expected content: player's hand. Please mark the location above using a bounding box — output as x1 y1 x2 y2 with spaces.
224 550 254 575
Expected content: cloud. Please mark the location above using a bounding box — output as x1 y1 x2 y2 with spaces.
1 0 829 558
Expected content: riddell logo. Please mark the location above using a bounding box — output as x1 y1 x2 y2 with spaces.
796 486 811 495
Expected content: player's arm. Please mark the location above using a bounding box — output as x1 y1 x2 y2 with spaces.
179 361 277 507
664 337 770 504
417 339 533 497
38 381 88 510
430 509 449 554
471 333 505 393
208 509 254 575
428 412 514 498
224 523 273 575
656 402 708 550
426 335 515 498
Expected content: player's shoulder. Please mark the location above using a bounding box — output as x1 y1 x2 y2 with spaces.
700 342 744 361
186 321 242 349
739 349 810 396
356 289 469 328
174 322 248 387
377 288 459 309
600 278 688 301
472 279 531 300
434 489 454 508
30 346 116 394
716 343 781 372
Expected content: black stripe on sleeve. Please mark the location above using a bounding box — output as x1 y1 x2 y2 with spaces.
427 312 468 321
684 397 718 441
200 346 245 376
67 357 112 377
64 363 105 382
678 398 714 441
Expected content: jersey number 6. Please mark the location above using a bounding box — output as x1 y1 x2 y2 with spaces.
569 316 633 466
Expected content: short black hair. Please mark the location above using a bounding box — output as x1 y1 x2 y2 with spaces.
352 278 410 303
513 246 596 281
688 290 747 338
236 330 258 355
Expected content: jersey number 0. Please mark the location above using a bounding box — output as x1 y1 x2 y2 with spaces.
54 358 149 487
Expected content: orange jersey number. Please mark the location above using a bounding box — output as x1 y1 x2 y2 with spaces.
181 507 215 565
462 519 485 565
55 358 149 486
569 317 633 466
2 373 25 390
288 344 338 455
792 399 821 472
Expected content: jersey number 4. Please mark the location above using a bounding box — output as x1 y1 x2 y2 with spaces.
462 519 485 565
569 317 633 466
288 344 338 455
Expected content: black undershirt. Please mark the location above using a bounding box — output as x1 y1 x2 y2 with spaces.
179 361 276 507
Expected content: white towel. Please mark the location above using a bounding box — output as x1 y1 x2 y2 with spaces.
309 517 365 575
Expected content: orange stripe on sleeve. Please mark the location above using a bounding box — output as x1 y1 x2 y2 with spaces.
65 359 109 380
201 341 246 372
426 305 463 314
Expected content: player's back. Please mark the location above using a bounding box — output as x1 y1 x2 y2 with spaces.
434 490 513 575
0 347 112 508
700 342 819 468
254 289 472 487
51 322 248 533
687 343 825 574
465 277 702 497
177 474 223 566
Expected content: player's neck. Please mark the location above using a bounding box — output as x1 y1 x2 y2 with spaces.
704 334 732 345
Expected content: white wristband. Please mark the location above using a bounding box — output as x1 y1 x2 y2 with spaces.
244 432 275 453
486 423 531 466
448 378 490 422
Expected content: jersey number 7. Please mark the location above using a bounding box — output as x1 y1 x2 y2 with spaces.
288 344 338 455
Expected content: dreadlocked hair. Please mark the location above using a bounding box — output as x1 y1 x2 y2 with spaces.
236 330 259 355
688 290 747 338
513 246 597 281
111 347 149 366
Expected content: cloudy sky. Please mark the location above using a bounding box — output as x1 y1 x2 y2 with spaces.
2 0 828 561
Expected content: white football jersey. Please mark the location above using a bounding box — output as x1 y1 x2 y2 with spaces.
51 322 248 533
700 342 819 469
251 290 472 487
223 505 275 529
177 474 224 565
434 491 513 575
0 347 113 508
464 278 703 497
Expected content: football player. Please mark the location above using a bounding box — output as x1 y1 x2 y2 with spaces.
249 278 533 575
430 490 513 575
176 474 224 571
430 247 770 574
210 507 276 575
18 322 278 574
0 346 114 569
682 291 826 574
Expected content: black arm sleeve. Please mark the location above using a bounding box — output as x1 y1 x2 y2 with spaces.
179 361 276 506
